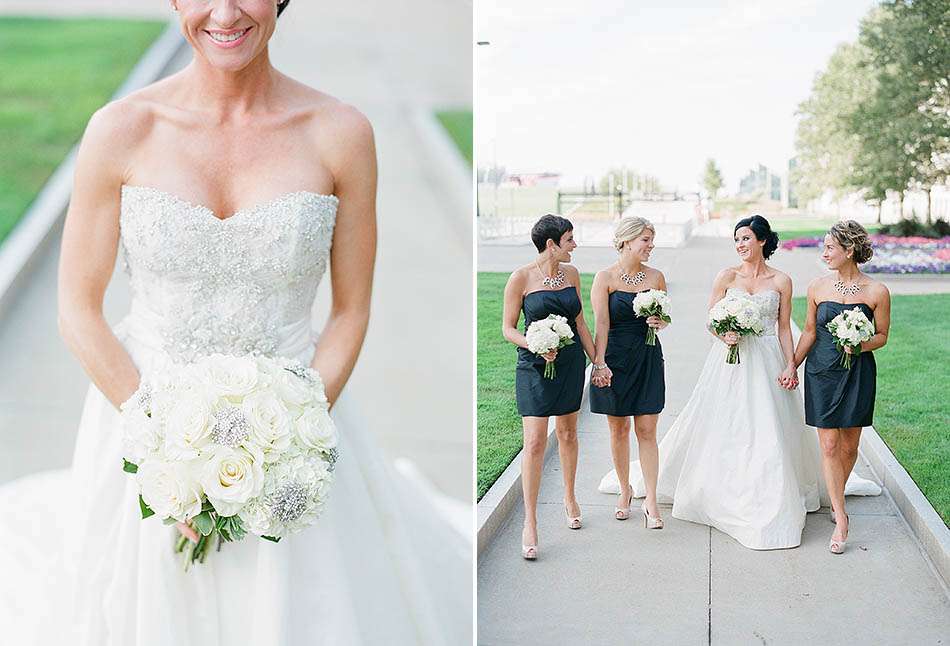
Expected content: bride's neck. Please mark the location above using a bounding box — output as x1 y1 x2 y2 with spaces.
182 52 278 119
740 258 768 278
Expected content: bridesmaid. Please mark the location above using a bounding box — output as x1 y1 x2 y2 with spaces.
794 220 890 554
589 216 668 529
502 214 597 560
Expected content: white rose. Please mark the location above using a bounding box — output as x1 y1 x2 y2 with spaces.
121 406 161 466
724 297 743 317
200 446 265 517
201 354 262 398
163 392 213 460
295 406 338 451
138 458 203 522
243 390 293 461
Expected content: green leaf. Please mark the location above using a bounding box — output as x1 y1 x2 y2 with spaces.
122 459 138 474
261 535 281 543
139 495 155 519
192 511 214 537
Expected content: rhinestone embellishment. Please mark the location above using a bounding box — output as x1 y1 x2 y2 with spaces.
268 482 310 523
210 406 251 447
834 280 861 297
620 270 646 286
324 447 340 472
118 186 337 362
541 270 566 289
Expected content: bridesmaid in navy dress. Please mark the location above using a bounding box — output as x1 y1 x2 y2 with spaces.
794 220 890 554
589 217 668 529
502 214 596 560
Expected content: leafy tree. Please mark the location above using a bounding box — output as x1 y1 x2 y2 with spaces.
701 159 724 198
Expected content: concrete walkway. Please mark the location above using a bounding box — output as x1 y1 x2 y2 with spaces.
477 236 950 645
0 1 472 501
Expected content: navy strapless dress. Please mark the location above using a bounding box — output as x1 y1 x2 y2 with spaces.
589 290 665 416
804 301 876 428
515 287 586 417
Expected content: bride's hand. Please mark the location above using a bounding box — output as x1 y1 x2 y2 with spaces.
646 315 667 330
778 366 798 390
720 331 739 346
541 349 558 362
176 520 199 543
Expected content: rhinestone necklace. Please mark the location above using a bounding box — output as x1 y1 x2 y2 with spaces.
834 280 861 297
536 262 566 289
620 270 646 286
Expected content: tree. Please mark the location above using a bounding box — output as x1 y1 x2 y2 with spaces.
859 1 950 223
701 159 724 198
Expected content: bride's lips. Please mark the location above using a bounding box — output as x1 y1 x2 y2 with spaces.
204 26 253 49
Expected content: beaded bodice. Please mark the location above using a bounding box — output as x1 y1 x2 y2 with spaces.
118 185 338 362
725 288 779 336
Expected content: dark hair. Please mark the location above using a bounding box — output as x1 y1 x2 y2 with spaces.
277 0 290 17
530 214 573 253
734 214 779 259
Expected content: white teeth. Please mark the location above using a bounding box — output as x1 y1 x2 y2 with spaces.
208 29 247 43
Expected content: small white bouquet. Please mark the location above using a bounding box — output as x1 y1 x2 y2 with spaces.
120 353 338 569
632 289 672 346
825 307 874 369
708 295 764 364
525 314 575 379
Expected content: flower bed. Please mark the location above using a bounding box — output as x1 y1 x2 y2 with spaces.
780 235 950 273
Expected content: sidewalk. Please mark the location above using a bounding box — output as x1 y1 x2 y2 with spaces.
477 236 950 644
0 1 472 501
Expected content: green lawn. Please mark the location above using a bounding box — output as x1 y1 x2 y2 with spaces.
776 224 882 240
0 17 166 244
477 271 595 499
792 294 950 524
435 109 472 166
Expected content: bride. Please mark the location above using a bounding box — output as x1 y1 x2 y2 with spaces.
0 1 468 644
600 215 877 550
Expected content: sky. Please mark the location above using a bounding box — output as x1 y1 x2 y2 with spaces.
475 0 879 193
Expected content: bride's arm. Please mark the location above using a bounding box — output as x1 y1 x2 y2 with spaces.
775 274 798 386
58 106 142 410
309 108 377 407
707 269 737 345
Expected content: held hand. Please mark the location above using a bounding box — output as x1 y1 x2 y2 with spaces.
721 331 739 346
778 366 798 390
176 520 199 544
843 344 855 355
646 315 668 330
541 349 558 362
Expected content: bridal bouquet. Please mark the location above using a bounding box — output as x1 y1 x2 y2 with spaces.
826 307 874 369
120 354 339 569
708 295 764 364
525 314 575 379
632 289 672 346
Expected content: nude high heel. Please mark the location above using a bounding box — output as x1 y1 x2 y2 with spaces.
615 485 632 521
642 504 664 530
565 503 582 530
829 514 849 554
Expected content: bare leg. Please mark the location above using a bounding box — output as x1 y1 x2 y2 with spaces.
634 414 661 518
607 415 632 514
521 416 549 548
835 426 863 539
818 428 848 542
555 412 581 520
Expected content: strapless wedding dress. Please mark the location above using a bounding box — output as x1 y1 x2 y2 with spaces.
599 288 880 550
0 186 470 644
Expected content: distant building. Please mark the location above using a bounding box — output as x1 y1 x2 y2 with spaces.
785 158 799 208
738 163 781 201
504 172 561 187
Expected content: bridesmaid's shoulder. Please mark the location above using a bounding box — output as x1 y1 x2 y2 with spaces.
863 276 890 302
559 263 581 280
806 274 833 294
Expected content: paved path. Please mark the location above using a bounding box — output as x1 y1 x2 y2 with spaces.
0 1 472 501
477 236 950 645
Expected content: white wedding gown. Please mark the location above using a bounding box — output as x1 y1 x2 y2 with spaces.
599 288 880 550
0 186 470 645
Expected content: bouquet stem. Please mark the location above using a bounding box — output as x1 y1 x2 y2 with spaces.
839 345 860 369
644 328 657 346
727 345 740 365
543 361 556 379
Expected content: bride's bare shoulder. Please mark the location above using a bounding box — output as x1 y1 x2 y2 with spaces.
281 76 373 143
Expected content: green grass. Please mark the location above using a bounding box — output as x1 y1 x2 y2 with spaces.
792 294 950 524
776 224 882 240
477 271 595 499
0 17 166 243
435 109 472 166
